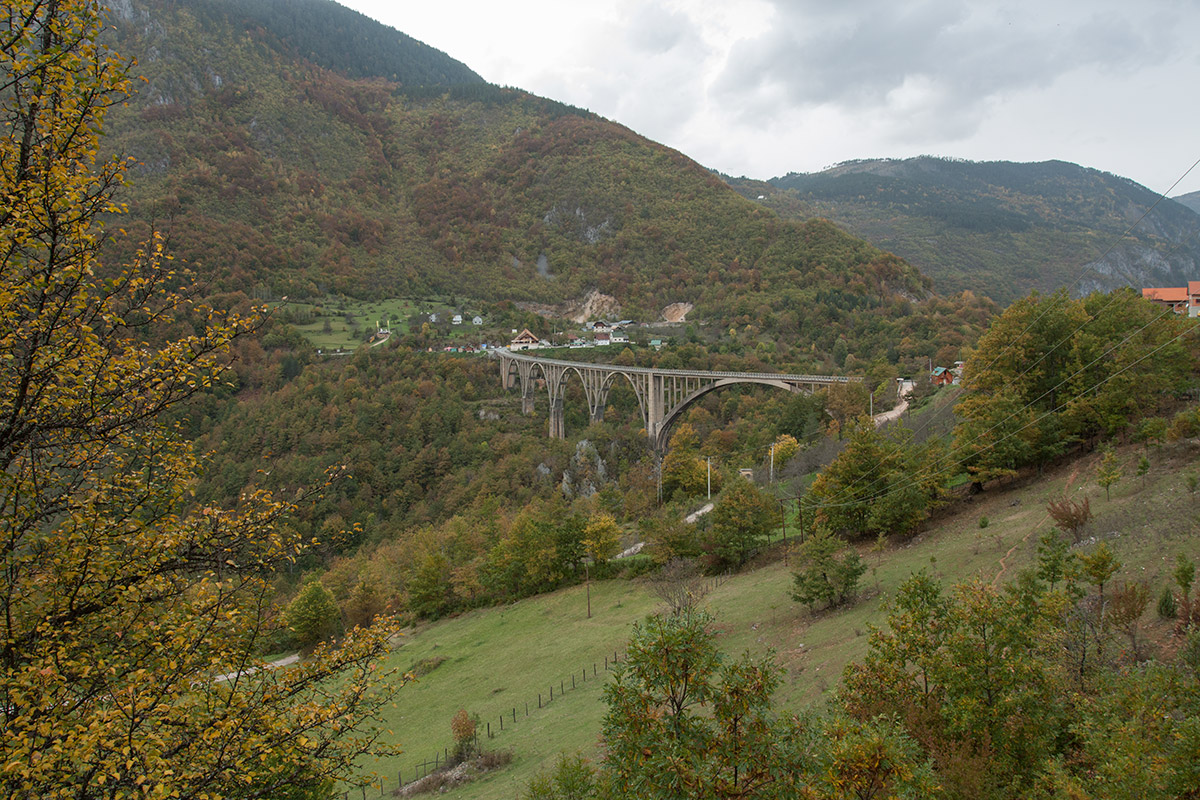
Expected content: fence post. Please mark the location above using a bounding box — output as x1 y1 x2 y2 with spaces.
513 707 517 722
538 693 542 708
572 674 575 689
499 714 503 731
486 722 490 739
526 701 529 716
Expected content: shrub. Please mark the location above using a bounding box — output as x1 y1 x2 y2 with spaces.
1046 496 1092 543
450 709 477 763
978 516 989 529
792 529 868 610
1158 586 1178 620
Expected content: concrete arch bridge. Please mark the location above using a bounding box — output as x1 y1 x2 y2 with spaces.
497 349 861 450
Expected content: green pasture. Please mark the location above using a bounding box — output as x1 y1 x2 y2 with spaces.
354 435 1200 798
270 296 489 352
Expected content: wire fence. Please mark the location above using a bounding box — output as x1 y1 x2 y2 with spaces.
342 570 735 798
343 648 627 798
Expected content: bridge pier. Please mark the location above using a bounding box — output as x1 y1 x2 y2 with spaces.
646 374 664 448
549 397 565 439
496 350 859 451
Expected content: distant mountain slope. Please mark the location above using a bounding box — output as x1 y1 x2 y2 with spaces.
99 0 992 369
1174 190 1200 216
727 158 1200 304
106 0 483 86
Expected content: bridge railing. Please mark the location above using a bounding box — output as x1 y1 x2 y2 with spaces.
496 348 860 384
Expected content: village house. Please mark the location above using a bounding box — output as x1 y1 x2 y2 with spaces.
1142 282 1200 316
509 329 541 350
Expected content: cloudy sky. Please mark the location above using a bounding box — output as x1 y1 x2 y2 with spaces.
339 0 1200 196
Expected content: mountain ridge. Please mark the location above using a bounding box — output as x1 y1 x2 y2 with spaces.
725 156 1200 304
99 0 989 371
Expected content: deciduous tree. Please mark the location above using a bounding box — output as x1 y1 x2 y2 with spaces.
287 580 344 648
705 479 780 570
0 3 397 795
602 612 813 799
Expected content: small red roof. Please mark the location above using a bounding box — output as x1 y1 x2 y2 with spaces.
1143 287 1188 303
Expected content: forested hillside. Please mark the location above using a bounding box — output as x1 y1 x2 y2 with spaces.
728 157 1200 304
98 0 990 365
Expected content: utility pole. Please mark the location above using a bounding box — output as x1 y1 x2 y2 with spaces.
780 498 788 566
797 496 805 544
706 456 711 499
870 390 874 417
656 453 663 505
585 561 591 619
769 444 775 484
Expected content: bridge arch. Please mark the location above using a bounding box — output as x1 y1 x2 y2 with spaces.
496 350 857 449
654 378 798 450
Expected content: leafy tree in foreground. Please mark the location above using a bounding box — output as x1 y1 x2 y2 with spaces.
842 576 1064 798
602 612 810 799
0 2 397 796
601 612 936 800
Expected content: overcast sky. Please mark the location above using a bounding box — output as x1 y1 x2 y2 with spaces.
339 0 1200 197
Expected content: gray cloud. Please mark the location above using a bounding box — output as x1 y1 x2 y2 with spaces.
713 0 1183 144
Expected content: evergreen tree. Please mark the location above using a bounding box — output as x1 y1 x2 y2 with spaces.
791 528 867 610
1097 446 1121 500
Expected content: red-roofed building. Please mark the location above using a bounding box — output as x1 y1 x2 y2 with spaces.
1143 283 1200 316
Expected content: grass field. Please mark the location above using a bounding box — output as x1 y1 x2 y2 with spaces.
343 431 1200 798
269 296 492 352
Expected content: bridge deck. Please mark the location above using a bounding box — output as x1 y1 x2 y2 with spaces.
497 349 857 383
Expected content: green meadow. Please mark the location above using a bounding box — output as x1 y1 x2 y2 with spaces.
355 432 1199 798
270 297 492 352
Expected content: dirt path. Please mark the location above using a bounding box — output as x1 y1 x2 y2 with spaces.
992 463 1081 585
873 398 909 428
212 653 300 684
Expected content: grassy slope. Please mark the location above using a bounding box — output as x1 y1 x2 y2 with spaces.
358 433 1200 798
